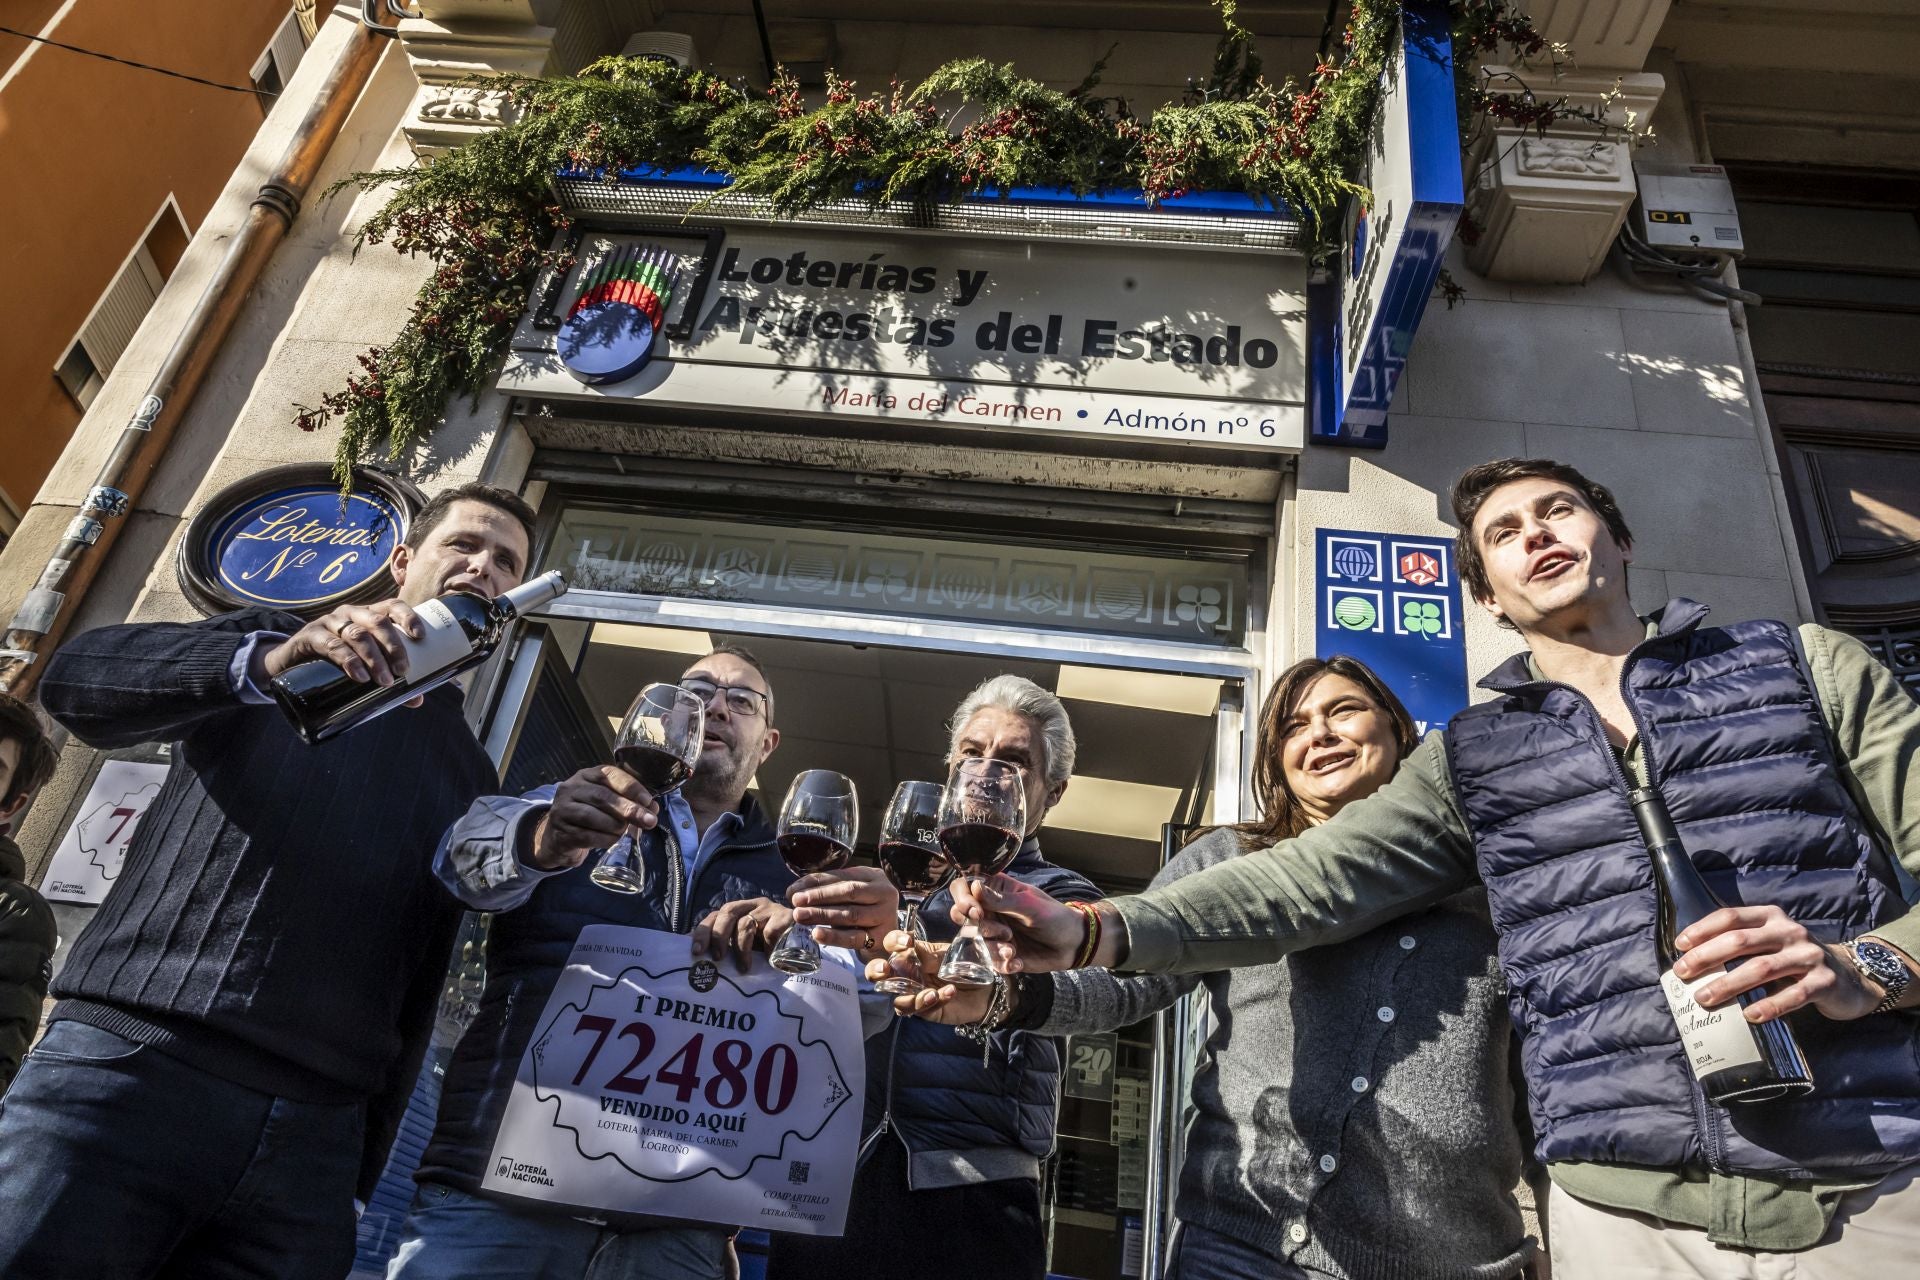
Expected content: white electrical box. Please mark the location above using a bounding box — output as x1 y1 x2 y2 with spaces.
1634 163 1744 254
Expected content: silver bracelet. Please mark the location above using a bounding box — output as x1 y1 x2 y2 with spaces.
954 974 1012 1064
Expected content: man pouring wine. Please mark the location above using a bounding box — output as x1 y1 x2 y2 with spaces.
961 459 1920 1277
0 482 537 1279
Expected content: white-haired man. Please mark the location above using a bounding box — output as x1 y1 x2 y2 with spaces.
766 675 1101 1280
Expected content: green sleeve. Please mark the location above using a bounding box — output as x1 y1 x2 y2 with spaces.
1113 733 1478 974
1803 624 1920 957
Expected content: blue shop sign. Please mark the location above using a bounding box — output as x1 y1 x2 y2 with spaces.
211 487 403 607
1315 526 1468 735
178 467 418 617
1310 0 1465 448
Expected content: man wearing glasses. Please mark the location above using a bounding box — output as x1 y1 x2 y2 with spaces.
390 645 891 1280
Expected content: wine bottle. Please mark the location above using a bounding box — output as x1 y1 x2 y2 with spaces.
270 570 567 745
1631 786 1814 1105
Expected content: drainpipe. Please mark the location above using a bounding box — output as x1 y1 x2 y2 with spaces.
0 15 392 699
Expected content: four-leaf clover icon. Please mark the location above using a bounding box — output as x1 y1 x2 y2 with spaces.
1401 599 1444 638
1175 585 1224 631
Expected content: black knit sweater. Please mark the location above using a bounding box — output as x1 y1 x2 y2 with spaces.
38 607 497 1187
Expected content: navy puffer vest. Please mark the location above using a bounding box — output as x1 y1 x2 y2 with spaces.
1448 600 1920 1177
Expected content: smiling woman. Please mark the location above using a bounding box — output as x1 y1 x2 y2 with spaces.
1254 656 1416 845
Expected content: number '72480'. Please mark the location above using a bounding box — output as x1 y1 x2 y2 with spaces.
569 1015 798 1116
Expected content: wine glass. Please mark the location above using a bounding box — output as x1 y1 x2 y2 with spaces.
590 682 704 894
770 770 858 975
873 781 954 995
935 758 1028 988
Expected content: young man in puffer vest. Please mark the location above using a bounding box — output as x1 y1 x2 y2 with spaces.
964 458 1920 1277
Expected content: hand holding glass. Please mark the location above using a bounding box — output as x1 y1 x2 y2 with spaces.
771 770 858 974
591 683 703 894
936 758 1027 988
873 781 954 995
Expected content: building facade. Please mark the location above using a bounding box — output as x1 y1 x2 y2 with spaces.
0 0 313 540
3 1 1916 1275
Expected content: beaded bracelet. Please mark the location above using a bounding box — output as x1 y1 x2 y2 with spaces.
1067 900 1102 970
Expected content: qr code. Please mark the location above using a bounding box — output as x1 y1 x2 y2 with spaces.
788 1160 810 1185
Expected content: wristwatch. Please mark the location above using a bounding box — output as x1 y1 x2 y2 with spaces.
1847 939 1912 1014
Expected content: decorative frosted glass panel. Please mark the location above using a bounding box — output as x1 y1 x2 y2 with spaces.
547 507 1247 646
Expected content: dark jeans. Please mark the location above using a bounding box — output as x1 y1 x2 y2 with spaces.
0 1020 364 1280
765 1135 1043 1280
1164 1223 1309 1280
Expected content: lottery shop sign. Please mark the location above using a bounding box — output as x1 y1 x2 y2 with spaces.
1316 526 1468 735
504 222 1309 454
484 925 864 1234
176 465 421 619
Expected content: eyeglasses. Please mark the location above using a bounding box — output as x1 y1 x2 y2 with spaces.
680 678 770 719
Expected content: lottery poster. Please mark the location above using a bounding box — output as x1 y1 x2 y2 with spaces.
483 924 865 1235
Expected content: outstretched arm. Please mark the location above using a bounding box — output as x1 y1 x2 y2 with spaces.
41 597 435 749
965 735 1477 975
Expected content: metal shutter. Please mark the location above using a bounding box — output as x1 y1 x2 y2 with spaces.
78 246 163 376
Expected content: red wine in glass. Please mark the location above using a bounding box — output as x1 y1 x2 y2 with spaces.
592 682 703 895
938 822 1021 876
778 829 853 876
614 744 693 795
771 770 860 976
872 780 953 996
877 841 950 896
936 759 1028 989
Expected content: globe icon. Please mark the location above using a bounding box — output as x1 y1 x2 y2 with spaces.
1332 544 1377 581
1333 594 1377 631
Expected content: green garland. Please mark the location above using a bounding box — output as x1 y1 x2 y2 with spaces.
297 0 1587 484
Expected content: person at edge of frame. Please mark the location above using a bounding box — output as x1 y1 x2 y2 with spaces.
875 654 1544 1280
389 643 898 1280
727 674 1102 1280
957 458 1920 1279
0 482 536 1280
0 693 60 1093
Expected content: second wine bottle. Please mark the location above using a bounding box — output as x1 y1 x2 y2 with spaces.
1632 785 1814 1105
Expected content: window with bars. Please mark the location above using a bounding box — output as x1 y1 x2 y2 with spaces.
1852 624 1920 702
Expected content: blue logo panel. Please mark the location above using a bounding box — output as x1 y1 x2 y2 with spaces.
210 486 404 609
1309 0 1465 448
1316 526 1468 735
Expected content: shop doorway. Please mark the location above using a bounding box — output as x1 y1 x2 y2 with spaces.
354 478 1265 1277
482 617 1237 1280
